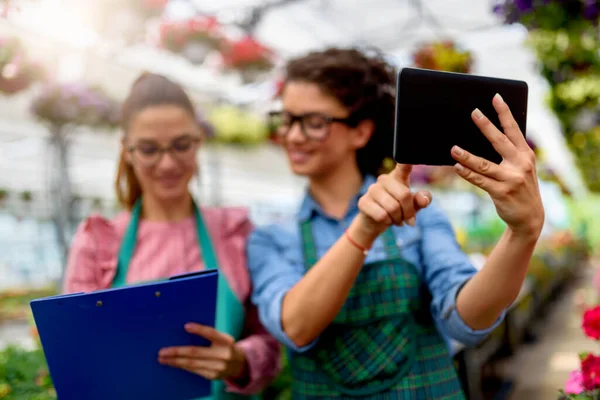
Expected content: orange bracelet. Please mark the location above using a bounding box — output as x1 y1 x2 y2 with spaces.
344 229 370 256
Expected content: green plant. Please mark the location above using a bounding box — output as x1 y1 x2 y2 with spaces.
92 197 103 210
0 346 56 399
0 189 8 202
19 191 32 203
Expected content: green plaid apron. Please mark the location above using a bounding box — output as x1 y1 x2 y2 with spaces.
289 221 465 399
113 199 256 400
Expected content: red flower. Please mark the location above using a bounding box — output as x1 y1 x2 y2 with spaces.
583 305 600 340
581 354 600 390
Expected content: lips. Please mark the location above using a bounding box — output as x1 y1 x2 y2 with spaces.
287 149 313 163
158 176 182 188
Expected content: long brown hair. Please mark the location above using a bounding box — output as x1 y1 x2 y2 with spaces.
115 73 196 210
284 47 396 176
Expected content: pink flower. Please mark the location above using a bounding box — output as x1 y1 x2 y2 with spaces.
583 306 600 340
582 354 600 390
565 370 585 394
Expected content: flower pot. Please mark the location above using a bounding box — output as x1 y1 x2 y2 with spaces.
182 41 213 65
239 68 267 84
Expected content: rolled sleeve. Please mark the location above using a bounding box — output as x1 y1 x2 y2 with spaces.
418 202 507 347
437 278 506 347
246 227 319 353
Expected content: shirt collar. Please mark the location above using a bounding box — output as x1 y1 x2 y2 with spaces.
298 175 377 222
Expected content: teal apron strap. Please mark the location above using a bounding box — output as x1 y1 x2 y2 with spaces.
112 200 143 288
300 220 318 268
380 227 402 259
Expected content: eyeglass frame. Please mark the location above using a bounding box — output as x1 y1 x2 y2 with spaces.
126 135 202 167
269 111 360 141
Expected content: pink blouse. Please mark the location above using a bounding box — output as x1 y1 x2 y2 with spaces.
63 207 280 395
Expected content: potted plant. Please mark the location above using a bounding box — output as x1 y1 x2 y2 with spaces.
159 16 223 65
20 190 32 203
0 188 8 207
92 197 103 211
412 40 473 73
31 82 120 130
220 36 275 83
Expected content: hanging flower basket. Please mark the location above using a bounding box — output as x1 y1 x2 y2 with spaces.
412 40 473 73
159 16 222 64
0 37 45 95
30 83 121 129
220 36 275 83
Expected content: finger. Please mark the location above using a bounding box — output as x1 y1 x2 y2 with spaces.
185 323 234 345
454 164 503 195
413 191 432 211
380 176 418 224
159 346 221 360
451 146 508 180
179 366 219 380
371 185 405 226
391 164 412 187
159 357 225 377
471 108 519 162
358 196 393 226
492 94 529 150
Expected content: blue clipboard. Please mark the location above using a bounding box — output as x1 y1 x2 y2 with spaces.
30 270 219 400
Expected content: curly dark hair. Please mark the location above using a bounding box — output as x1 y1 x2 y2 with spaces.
284 47 397 176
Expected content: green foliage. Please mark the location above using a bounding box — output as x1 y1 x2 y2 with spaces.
0 346 56 400
558 389 600 400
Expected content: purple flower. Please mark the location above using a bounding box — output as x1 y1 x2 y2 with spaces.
584 0 599 20
515 0 534 11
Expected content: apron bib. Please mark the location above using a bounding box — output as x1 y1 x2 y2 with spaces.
112 199 255 400
289 221 465 399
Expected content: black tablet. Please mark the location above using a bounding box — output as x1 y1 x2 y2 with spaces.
393 68 528 166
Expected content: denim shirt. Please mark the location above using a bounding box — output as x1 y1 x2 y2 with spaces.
246 175 505 353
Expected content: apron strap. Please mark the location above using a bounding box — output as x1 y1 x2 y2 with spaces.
112 199 142 288
300 219 403 270
380 227 402 259
300 219 318 268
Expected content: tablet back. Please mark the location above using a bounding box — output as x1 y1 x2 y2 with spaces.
394 68 528 166
30 271 218 400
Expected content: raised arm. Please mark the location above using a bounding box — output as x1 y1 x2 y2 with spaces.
450 95 544 329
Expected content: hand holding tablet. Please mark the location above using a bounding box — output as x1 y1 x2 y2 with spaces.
357 68 543 236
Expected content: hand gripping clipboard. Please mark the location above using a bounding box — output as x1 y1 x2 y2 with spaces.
30 270 218 400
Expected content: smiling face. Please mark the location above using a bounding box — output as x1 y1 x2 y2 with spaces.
279 81 373 180
123 105 201 205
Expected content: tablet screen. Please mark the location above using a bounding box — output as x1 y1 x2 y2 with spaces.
393 68 528 166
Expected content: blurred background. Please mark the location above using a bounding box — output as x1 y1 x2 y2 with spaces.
0 0 599 399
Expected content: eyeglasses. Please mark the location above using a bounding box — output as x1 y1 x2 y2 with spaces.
268 111 358 141
127 135 201 167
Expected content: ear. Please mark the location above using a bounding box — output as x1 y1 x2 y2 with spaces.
351 119 375 149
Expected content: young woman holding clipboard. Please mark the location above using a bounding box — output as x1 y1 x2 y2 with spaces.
247 48 545 399
63 73 280 399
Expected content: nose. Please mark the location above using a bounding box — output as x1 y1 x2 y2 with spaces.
285 121 307 144
155 150 179 170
